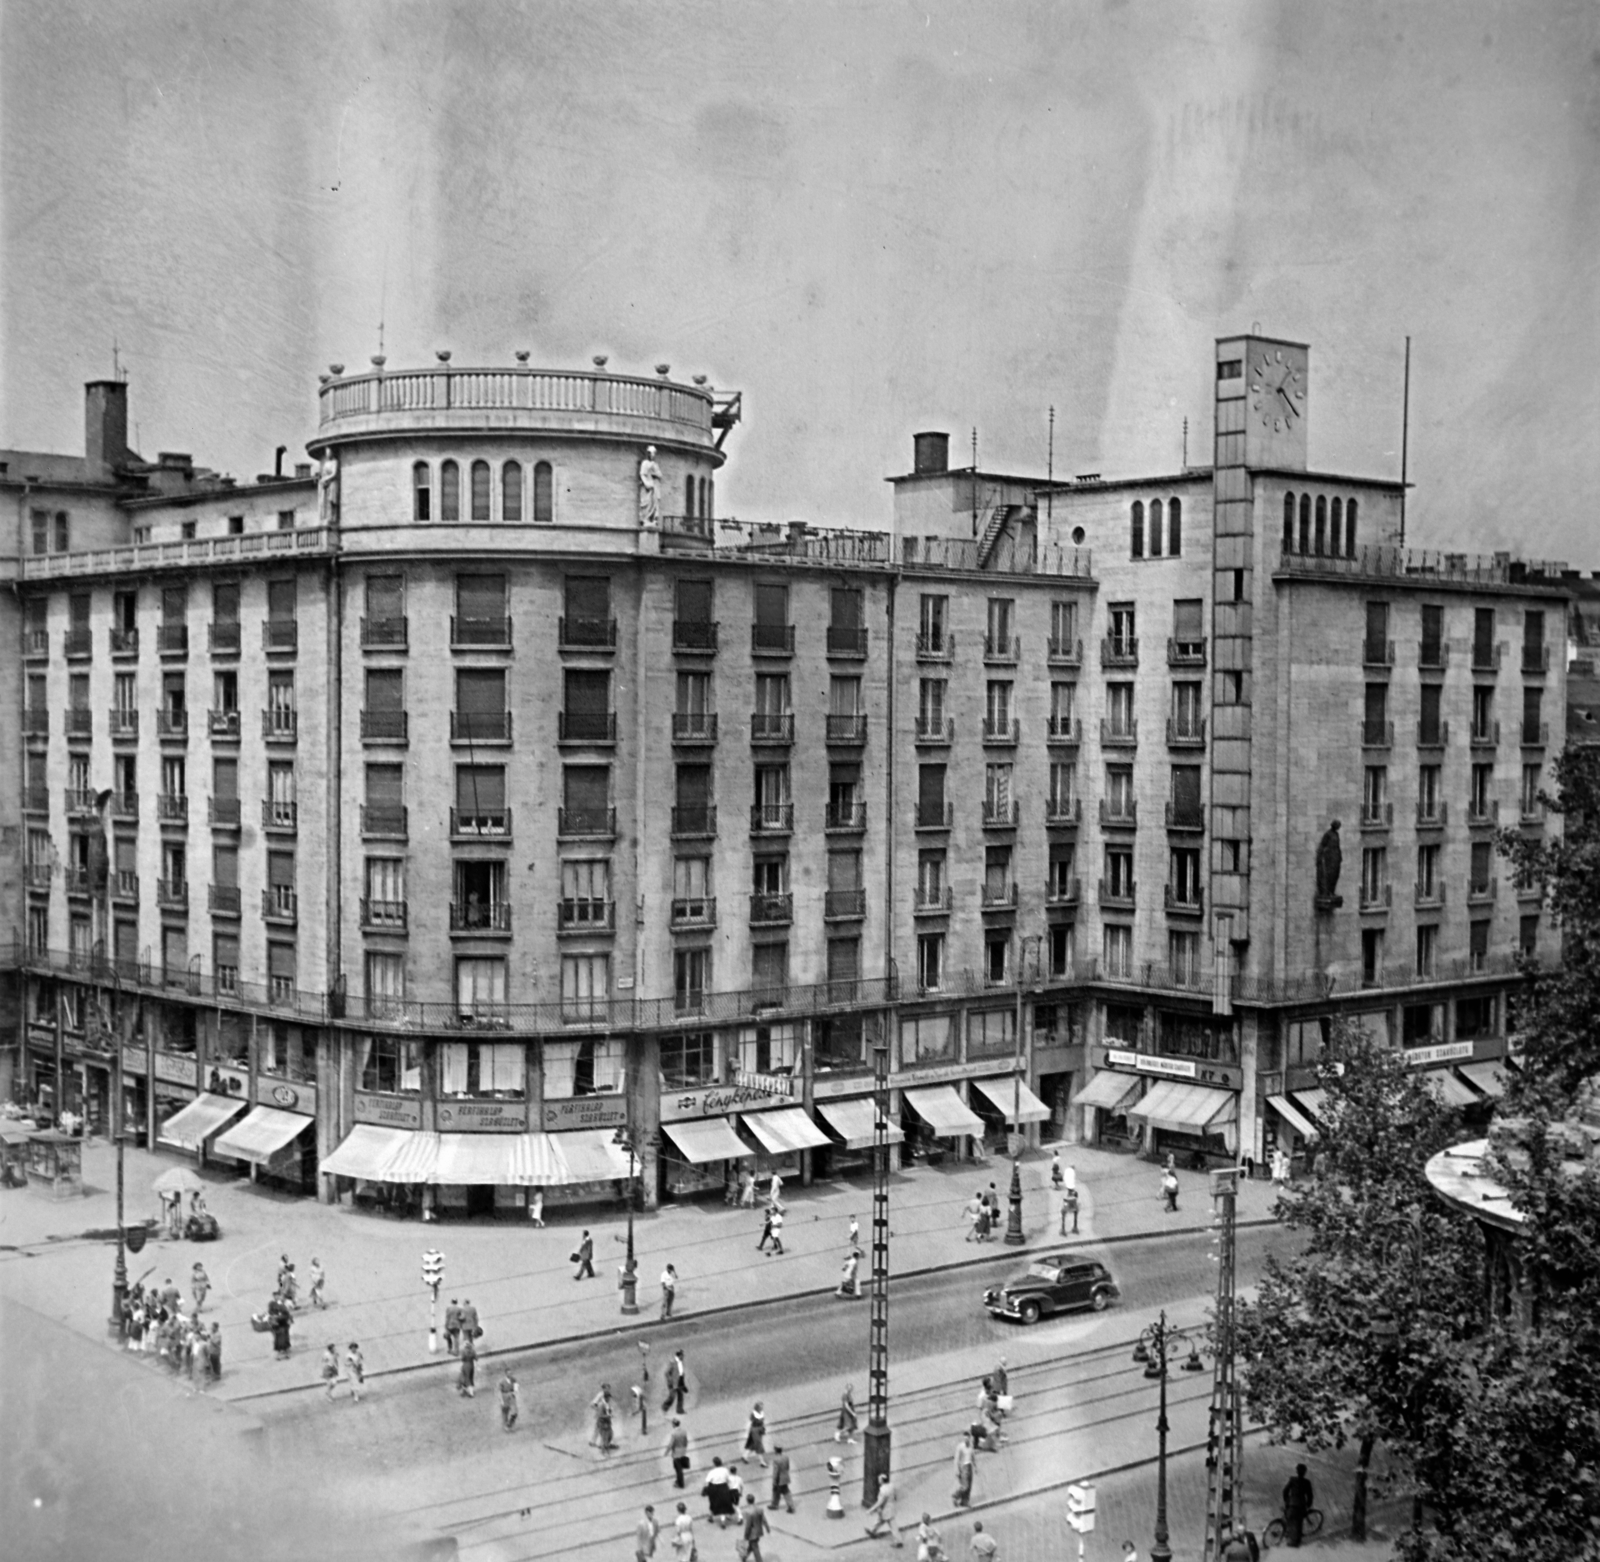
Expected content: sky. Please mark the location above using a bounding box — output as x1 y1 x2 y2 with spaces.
2 0 1597 562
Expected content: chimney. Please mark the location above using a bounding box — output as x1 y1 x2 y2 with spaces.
913 431 949 475
85 380 130 471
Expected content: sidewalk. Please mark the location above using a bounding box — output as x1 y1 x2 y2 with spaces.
0 1137 1280 1404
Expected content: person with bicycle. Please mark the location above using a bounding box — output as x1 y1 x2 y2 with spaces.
1281 1463 1314 1546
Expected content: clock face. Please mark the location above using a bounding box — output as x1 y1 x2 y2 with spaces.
1250 349 1305 434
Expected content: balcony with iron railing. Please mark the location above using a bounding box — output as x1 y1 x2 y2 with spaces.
360 803 406 838
452 710 512 744
1164 885 1205 916
1362 719 1394 748
361 616 408 649
156 879 188 910
667 805 715 839
1049 636 1083 667
64 627 92 658
450 807 512 839
557 711 616 744
913 886 954 915
1416 719 1449 750
751 622 795 656
751 712 795 745
66 789 97 817
1414 879 1446 911
111 791 138 821
361 898 409 931
672 711 718 744
750 802 795 834
450 615 513 649
263 707 297 742
1469 720 1500 749
263 798 299 832
1101 635 1138 669
982 716 1020 745
750 892 793 926
1098 878 1136 910
112 870 138 903
209 708 241 740
980 882 1018 911
361 709 410 744
1166 716 1206 748
1101 718 1138 748
981 798 1020 828
450 902 512 935
158 623 188 657
825 799 867 832
1360 801 1395 830
558 616 618 652
157 793 188 826
984 633 1021 664
209 884 242 917
558 898 615 933
1100 799 1138 830
914 801 953 831
826 624 869 659
672 619 718 653
1046 877 1082 908
24 628 50 658
914 715 954 744
1416 801 1448 830
1163 801 1202 832
1359 881 1393 913
109 708 139 741
1467 877 1498 905
208 621 241 655
824 888 868 920
1047 798 1083 828
110 626 138 657
263 619 299 654
1522 643 1550 674
209 796 241 828
25 862 52 889
557 806 617 839
1167 637 1207 668
1521 721 1549 748
670 896 716 929
826 713 868 746
914 630 954 662
65 708 94 740
1472 641 1502 673
64 866 91 896
1467 799 1499 828
1046 716 1082 746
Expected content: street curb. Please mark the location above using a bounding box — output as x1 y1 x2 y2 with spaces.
221 1216 1279 1405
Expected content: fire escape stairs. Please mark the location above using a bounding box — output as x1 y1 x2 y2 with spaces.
975 500 1013 569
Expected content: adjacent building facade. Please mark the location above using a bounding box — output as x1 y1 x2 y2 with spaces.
0 334 1572 1213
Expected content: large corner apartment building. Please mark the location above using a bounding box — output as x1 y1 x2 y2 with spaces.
0 332 1571 1214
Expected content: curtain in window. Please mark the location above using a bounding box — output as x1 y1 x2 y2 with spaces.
355 1034 374 1088
486 1042 524 1093
439 1042 469 1095
588 1041 623 1092
543 1041 577 1099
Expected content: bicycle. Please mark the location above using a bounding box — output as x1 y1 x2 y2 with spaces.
1262 1507 1324 1547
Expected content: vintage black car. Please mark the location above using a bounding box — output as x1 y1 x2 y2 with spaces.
983 1257 1119 1324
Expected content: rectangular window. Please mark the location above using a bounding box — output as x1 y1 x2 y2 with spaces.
1519 915 1539 956
1470 762 1493 816
1417 842 1440 896
458 957 509 1017
1048 841 1076 898
543 1037 624 1098
365 953 408 1020
917 850 945 899
830 586 863 629
1521 763 1542 817
673 948 708 1013
1472 686 1495 741
1171 680 1203 736
1050 599 1077 651
1103 923 1132 978
919 594 948 650
740 1023 799 1076
1419 684 1443 744
1049 762 1076 815
660 1031 718 1090
1473 607 1495 666
676 578 713 623
360 1032 421 1092
1104 846 1134 898
984 762 1013 817
1420 603 1444 665
1361 847 1387 904
1364 601 1390 662
1470 839 1493 892
986 597 1013 650
751 941 788 1003
1050 681 1075 726
985 680 1012 728
1362 928 1383 985
1363 765 1388 820
1109 604 1136 652
1048 924 1074 979
1419 764 1441 818
754 672 790 715
1169 931 1202 986
1170 846 1202 903
919 678 946 726
901 1012 956 1063
917 763 946 824
969 1007 1016 1057
31 509 49 556
676 670 712 717
1523 609 1544 654
1522 687 1543 745
1107 682 1134 734
267 578 297 622
984 933 1010 986
1364 683 1388 739
829 675 862 715
1107 766 1134 816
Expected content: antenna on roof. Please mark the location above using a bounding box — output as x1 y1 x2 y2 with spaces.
1046 406 1055 523
112 336 120 381
971 427 978 534
1399 336 1411 548
1183 416 1189 470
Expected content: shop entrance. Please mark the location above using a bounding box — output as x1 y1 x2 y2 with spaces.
1037 1072 1074 1142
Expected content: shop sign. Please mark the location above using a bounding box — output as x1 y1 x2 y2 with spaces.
541 1095 628 1132
437 1099 529 1132
661 1083 792 1122
1404 1040 1474 1068
153 1052 198 1088
354 1093 423 1129
256 1077 317 1116
200 1064 250 1099
121 1045 148 1075
733 1070 796 1099
1100 1049 1241 1091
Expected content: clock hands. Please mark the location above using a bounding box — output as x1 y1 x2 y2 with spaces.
1278 388 1299 420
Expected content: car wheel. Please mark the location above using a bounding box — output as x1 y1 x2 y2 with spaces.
1018 1300 1042 1325
1090 1289 1110 1312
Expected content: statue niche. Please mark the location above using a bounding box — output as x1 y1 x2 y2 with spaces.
1314 819 1343 912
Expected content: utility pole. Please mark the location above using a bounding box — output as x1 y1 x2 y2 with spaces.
1202 1167 1247 1559
862 1037 892 1503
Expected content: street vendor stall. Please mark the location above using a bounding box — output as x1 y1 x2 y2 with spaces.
26 1129 83 1198
0 1121 36 1188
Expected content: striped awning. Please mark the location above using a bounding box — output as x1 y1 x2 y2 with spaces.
741 1107 832 1156
1127 1080 1237 1133
434 1133 537 1185
1291 1088 1329 1127
816 1097 905 1150
159 1093 248 1150
1075 1071 1143 1113
212 1107 310 1165
545 1129 634 1183
902 1085 985 1140
1267 1094 1320 1141
971 1076 1052 1124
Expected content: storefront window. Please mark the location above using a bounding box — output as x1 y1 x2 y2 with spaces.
900 1013 956 1067
661 1031 719 1089
1157 1011 1237 1065
1032 1003 1079 1048
437 1040 525 1099
543 1038 624 1097
814 1014 865 1072
967 1008 1017 1059
211 1014 249 1067
258 1021 312 1082
357 1034 422 1094
738 1023 798 1077
1455 995 1498 1041
60 985 83 1033
1104 1003 1145 1050
1402 1003 1443 1048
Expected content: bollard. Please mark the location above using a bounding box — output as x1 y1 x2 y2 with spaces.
826 1456 844 1518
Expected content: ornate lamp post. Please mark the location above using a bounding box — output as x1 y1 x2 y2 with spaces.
614 1124 640 1314
1132 1310 1207 1562
1004 935 1041 1246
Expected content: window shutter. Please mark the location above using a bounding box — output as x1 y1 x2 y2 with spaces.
456 668 505 714
366 765 403 806
677 579 712 622
456 766 506 812
1173 599 1203 640
565 766 609 813
366 575 404 617
456 574 506 620
564 669 609 714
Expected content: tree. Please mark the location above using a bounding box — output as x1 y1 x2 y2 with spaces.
1235 1018 1483 1541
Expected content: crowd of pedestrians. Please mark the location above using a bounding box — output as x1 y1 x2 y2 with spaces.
118 1276 222 1387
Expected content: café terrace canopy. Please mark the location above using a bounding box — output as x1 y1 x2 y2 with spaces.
320 1126 637 1184
1267 1095 1320 1141
1073 1071 1144 1114
158 1093 247 1150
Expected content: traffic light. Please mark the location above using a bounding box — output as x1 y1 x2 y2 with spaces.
422 1247 444 1294
1066 1482 1096 1534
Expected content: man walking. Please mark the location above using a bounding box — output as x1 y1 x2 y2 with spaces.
345 1341 364 1403
444 1298 462 1355
660 1262 678 1320
864 1472 903 1547
458 1332 477 1397
767 1207 785 1255
1282 1463 1314 1546
460 1297 481 1346
952 1432 975 1507
836 1246 862 1298
1161 1166 1180 1213
665 1418 691 1489
767 1445 794 1513
740 1492 770 1562
664 1349 688 1414
848 1214 860 1248
756 1205 776 1253
499 1369 520 1431
308 1257 327 1309
635 1505 659 1562
574 1230 595 1280
321 1342 341 1401
969 1521 997 1562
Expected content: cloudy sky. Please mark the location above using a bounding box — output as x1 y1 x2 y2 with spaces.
3 0 1596 561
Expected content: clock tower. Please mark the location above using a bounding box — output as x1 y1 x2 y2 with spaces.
1218 334 1309 471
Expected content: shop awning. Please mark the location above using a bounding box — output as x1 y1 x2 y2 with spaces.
1127 1080 1237 1133
546 1129 634 1184
1457 1060 1509 1099
1427 1069 1479 1109
1267 1094 1320 1141
902 1085 985 1140
434 1133 536 1186
212 1107 311 1165
741 1107 832 1156
1074 1071 1143 1113
0 1122 33 1146
971 1076 1052 1124
158 1093 248 1150
1291 1088 1329 1127
321 1125 439 1182
816 1097 906 1150
661 1117 754 1164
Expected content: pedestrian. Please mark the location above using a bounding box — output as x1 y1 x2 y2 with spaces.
592 1382 616 1452
664 1349 688 1414
740 1492 770 1562
1120 1544 1140 1562
308 1257 327 1309
952 1432 975 1507
837 1247 862 1298
738 1169 757 1208
661 1263 678 1320
666 1418 691 1488
528 1186 545 1226
457 1332 477 1397
635 1504 659 1562
768 1171 782 1206
973 1203 992 1243
767 1445 794 1513
969 1521 998 1562
848 1213 860 1248
1282 1463 1314 1546
835 1382 859 1443
461 1297 482 1346
916 1516 946 1562
756 1206 775 1253
574 1229 595 1280
321 1343 341 1400
864 1472 903 1547
345 1341 364 1402
444 1298 462 1356
1161 1167 1179 1212
702 1457 735 1528
499 1369 520 1431
768 1207 785 1255
963 1192 984 1241
269 1297 292 1360
984 1183 1000 1223
160 1276 181 1315
189 1261 210 1314
992 1356 1010 1418
976 1379 1006 1446
1271 1147 1290 1189
673 1500 698 1562
275 1256 296 1304
742 1401 769 1467
1060 1183 1080 1236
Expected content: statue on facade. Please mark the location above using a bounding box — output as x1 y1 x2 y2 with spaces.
319 453 340 525
637 446 663 527
1314 819 1343 910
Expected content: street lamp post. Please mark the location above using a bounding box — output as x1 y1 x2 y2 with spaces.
106 971 128 1336
617 1127 640 1315
1003 935 1040 1246
1132 1311 1206 1562
861 1036 892 1504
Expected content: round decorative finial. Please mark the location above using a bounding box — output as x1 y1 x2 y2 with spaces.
514 350 531 364
692 374 708 386
329 363 345 376
370 354 386 369
655 363 671 377
318 374 331 386
592 355 609 369
436 349 452 363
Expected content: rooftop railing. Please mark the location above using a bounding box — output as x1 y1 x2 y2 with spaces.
20 527 336 581
1276 544 1569 588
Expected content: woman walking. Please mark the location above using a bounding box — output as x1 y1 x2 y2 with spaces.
672 1500 698 1561
321 1343 341 1401
268 1296 293 1361
191 1261 210 1314
835 1382 859 1444
741 1401 769 1467
345 1341 364 1403
591 1382 617 1452
498 1369 520 1431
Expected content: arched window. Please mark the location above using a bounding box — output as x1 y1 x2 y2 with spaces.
1298 493 1311 554
413 462 431 522
471 460 491 522
502 462 523 523
533 461 554 525
706 478 714 520
1330 497 1342 556
1346 498 1358 556
440 460 460 523
699 476 710 520
684 474 696 519
1283 492 1295 552
1130 501 1145 558
1314 495 1327 555
1167 497 1181 555
1149 499 1163 558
